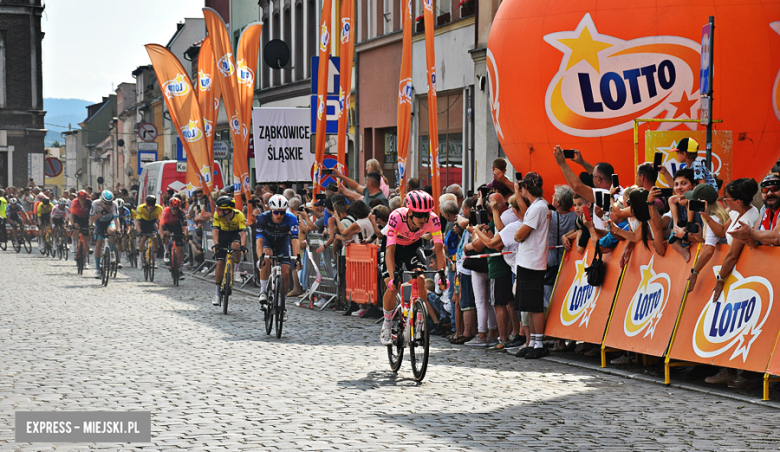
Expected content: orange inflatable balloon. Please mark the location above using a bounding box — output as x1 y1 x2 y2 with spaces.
487 1 780 190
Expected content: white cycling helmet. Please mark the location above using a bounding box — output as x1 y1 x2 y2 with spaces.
58 198 68 207
116 198 125 209
100 190 114 203
268 194 288 212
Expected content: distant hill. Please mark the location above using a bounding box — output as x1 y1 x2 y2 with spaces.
43 98 94 146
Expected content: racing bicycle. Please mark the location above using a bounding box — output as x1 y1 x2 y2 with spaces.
387 270 433 382
0 218 7 251
215 245 246 315
142 233 157 282
261 254 290 339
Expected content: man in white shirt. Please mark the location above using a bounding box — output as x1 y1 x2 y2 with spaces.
511 172 552 359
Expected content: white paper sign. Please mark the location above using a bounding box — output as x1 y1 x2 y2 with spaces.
252 108 314 183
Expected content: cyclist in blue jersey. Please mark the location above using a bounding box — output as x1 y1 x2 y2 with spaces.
5 197 26 243
256 194 301 317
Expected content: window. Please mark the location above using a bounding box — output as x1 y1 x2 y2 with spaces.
261 16 270 88
307 0 316 78
0 33 7 107
295 2 303 81
272 11 280 86
283 6 292 83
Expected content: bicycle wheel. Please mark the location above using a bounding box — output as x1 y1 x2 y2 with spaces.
23 230 31 254
265 281 275 335
12 225 21 253
101 247 110 286
222 259 231 314
142 248 149 281
409 299 430 382
275 274 285 339
38 233 46 255
63 242 68 261
387 305 405 373
171 246 179 286
111 248 118 278
149 249 155 282
76 239 85 275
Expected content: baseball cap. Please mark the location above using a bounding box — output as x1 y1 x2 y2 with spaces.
673 137 699 154
684 183 718 204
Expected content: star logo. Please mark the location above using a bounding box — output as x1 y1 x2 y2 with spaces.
669 91 698 119
554 25 613 72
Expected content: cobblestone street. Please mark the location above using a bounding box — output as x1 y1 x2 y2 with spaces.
2 249 779 451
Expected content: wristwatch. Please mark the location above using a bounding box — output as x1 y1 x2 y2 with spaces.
690 268 699 275
716 272 724 282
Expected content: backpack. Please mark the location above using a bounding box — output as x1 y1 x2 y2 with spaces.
585 242 605 287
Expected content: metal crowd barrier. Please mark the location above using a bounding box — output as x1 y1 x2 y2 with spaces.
192 227 257 290
300 233 339 310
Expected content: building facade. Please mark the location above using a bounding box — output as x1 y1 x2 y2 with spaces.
0 0 46 188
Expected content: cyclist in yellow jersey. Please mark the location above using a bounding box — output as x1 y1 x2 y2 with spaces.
136 195 163 259
0 189 7 240
211 196 247 305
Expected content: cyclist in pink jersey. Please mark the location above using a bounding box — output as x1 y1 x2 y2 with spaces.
380 190 448 345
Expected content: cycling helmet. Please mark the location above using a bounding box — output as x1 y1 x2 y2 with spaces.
216 196 235 209
169 197 181 209
116 198 125 209
58 198 67 207
41 197 50 205
100 190 114 203
405 190 434 213
9 197 17 204
77 190 88 200
145 195 157 204
268 194 288 212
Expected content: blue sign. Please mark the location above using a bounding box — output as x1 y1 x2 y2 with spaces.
310 57 340 95
318 157 339 189
176 137 186 161
700 23 712 95
311 95 340 134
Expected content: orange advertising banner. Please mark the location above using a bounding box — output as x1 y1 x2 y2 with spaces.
236 23 263 223
203 8 250 211
669 245 780 373
396 0 413 197
197 35 221 176
645 130 733 189
422 0 440 212
603 243 697 357
145 44 213 193
545 241 626 345
336 0 354 175
313 0 333 194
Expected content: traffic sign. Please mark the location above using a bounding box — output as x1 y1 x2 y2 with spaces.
700 23 713 96
213 141 229 159
310 95 340 134
138 123 158 142
44 157 63 178
311 57 340 95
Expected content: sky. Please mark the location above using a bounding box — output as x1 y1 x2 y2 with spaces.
42 1 206 102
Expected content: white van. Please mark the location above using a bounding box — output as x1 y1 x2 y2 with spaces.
137 161 224 205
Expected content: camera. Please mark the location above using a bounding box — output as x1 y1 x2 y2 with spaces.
297 205 305 212
563 149 575 159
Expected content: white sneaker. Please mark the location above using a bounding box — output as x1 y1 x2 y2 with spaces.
282 310 288 322
314 298 328 308
163 252 170 263
258 291 268 308
380 328 393 346
212 293 220 306
94 269 101 279
233 272 242 283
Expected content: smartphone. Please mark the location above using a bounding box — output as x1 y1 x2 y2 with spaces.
583 206 592 222
321 169 333 175
316 193 326 200
297 206 305 212
468 209 477 227
563 149 575 159
611 174 620 188
479 186 489 199
689 200 706 212
478 210 490 225
515 172 523 181
659 188 674 197
595 191 604 209
654 152 663 169
467 189 474 198
297 189 307 196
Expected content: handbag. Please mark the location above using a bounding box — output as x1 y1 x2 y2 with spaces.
585 242 605 287
462 248 488 273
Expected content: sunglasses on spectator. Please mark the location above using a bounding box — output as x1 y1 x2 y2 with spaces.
762 185 780 194
411 212 430 220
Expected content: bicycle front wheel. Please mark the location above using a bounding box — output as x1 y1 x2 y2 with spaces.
76 240 85 275
149 250 155 282
171 247 179 286
23 231 31 253
265 282 275 335
409 299 430 382
387 306 404 373
275 275 285 339
12 226 21 253
101 248 110 286
143 250 149 281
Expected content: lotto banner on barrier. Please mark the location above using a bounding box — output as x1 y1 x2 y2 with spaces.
603 244 697 357
545 241 626 345
669 245 780 373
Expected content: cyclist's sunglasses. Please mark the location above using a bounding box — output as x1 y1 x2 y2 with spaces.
762 184 780 194
218 207 232 212
272 210 285 216
411 211 430 220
